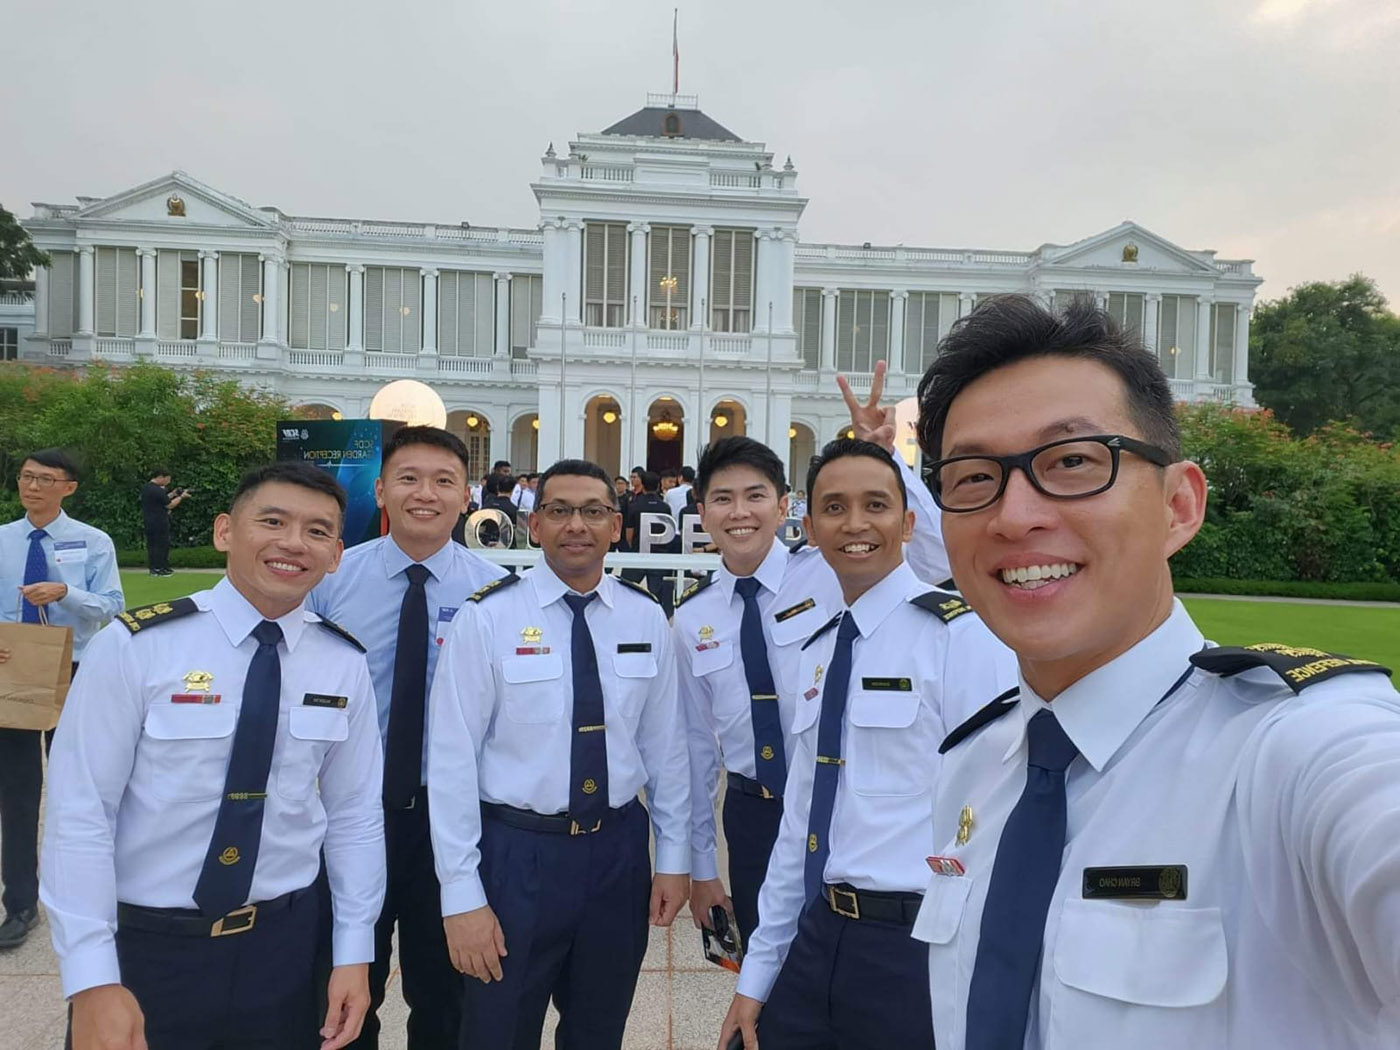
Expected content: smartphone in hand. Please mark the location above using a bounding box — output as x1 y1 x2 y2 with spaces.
702 905 744 974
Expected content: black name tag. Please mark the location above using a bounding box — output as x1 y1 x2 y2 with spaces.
861 677 913 691
774 598 815 622
1083 865 1187 900
617 642 652 653
302 693 348 709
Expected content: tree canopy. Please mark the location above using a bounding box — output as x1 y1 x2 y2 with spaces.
0 204 49 281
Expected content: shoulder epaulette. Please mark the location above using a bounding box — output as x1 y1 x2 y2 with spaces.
314 616 366 653
116 597 199 635
787 537 809 555
614 575 661 604
801 611 844 651
909 589 972 624
1189 643 1392 695
674 573 715 609
939 686 1021 754
467 572 520 603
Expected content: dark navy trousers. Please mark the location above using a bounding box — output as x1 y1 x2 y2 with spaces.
759 895 934 1050
462 801 651 1050
720 785 783 950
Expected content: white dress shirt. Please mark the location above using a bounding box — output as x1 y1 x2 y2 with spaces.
915 600 1400 1049
666 483 693 519
736 562 1017 1002
428 562 692 919
0 510 124 660
310 534 506 782
40 578 386 998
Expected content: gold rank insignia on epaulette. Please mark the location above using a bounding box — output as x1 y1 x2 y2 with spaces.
909 589 972 624
614 575 660 604
467 572 521 603
1189 642 1392 695
116 597 199 634
313 616 366 653
674 574 714 609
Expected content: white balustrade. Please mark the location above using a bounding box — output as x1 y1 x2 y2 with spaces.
709 335 751 355
583 328 627 349
156 341 198 358
436 356 495 375
47 340 72 358
286 349 345 368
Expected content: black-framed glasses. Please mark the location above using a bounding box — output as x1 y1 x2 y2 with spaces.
929 434 1173 513
17 472 65 490
536 501 617 525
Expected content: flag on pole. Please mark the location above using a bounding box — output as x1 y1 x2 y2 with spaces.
673 9 680 96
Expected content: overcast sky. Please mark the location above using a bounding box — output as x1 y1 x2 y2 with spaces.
3 0 1397 303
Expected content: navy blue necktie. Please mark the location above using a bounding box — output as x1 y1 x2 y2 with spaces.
803 612 861 900
22 529 48 623
965 708 1080 1049
384 563 431 809
193 620 283 918
564 592 608 828
735 576 786 795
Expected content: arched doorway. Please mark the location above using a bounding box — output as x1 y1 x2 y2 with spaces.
708 399 747 446
583 395 623 478
447 409 492 482
511 413 539 473
293 402 342 420
789 422 817 493
646 397 685 473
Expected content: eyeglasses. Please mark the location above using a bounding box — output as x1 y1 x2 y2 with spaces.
17 472 66 490
929 434 1173 513
536 502 617 525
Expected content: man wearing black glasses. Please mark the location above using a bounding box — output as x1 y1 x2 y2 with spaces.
911 295 1400 1049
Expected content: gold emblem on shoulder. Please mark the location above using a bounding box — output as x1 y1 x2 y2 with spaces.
135 608 156 620
522 626 543 644
218 846 240 866
183 670 214 693
582 778 598 795
957 806 975 846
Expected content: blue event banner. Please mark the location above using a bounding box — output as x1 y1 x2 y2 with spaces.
275 419 401 547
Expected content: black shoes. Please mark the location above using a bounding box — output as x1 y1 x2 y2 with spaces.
148 569 175 576
0 908 39 949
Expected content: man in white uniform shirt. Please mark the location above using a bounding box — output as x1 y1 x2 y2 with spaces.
912 294 1400 1049
42 461 385 1050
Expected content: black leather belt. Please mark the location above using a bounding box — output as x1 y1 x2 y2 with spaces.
482 798 639 836
726 771 781 801
117 887 305 938
822 883 922 925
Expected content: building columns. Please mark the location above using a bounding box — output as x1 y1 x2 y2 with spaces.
627 222 649 327
1143 294 1160 355
420 268 439 355
33 265 49 337
258 254 282 356
958 291 975 318
494 272 512 356
1195 296 1214 380
346 265 365 352
1094 290 1109 311
773 229 796 334
1234 303 1251 388
753 229 776 335
539 220 563 326
563 221 583 326
888 290 908 375
820 287 838 370
690 225 711 332
199 250 218 342
76 246 94 336
137 250 156 338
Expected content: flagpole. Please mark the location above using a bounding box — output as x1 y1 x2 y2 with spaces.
672 8 679 101
558 292 567 461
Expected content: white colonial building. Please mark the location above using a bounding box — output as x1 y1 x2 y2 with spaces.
16 93 1262 480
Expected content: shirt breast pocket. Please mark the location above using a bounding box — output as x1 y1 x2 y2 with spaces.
141 704 238 802
276 706 350 802
769 603 827 649
914 873 975 1047
502 653 565 723
611 651 657 720
846 691 927 796
1049 899 1227 1046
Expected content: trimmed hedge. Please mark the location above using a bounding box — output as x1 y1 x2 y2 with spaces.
116 545 226 570
1173 576 1400 602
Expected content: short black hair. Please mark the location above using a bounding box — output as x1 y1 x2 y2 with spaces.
805 438 908 510
148 467 171 480
916 294 1182 462
382 425 472 478
230 461 347 526
535 459 618 508
614 475 627 484
639 470 661 493
492 460 512 473
26 449 80 481
695 437 786 501
486 473 514 496
679 465 695 483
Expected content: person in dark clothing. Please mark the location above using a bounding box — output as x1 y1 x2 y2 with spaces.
139 470 188 576
478 474 518 548
624 471 679 617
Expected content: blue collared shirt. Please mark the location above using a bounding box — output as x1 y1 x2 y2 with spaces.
0 510 124 660
309 535 507 783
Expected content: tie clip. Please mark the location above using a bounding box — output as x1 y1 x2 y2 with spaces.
577 724 606 733
815 755 845 766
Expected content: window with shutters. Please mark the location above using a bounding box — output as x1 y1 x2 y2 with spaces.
1157 295 1197 379
511 274 543 358
710 229 753 333
364 267 422 352
289 263 347 350
835 289 890 373
179 257 201 340
1209 302 1237 384
584 222 628 327
793 288 822 370
1107 292 1145 338
0 327 16 360
648 226 690 330
94 247 139 338
218 254 263 344
438 271 495 356
904 292 959 373
47 252 77 338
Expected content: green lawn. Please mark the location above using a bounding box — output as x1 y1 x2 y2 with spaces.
120 570 222 610
1183 598 1400 672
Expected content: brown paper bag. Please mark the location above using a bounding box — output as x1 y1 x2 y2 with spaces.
0 606 75 731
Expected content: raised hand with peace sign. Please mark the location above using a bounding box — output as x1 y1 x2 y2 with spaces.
836 360 897 451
